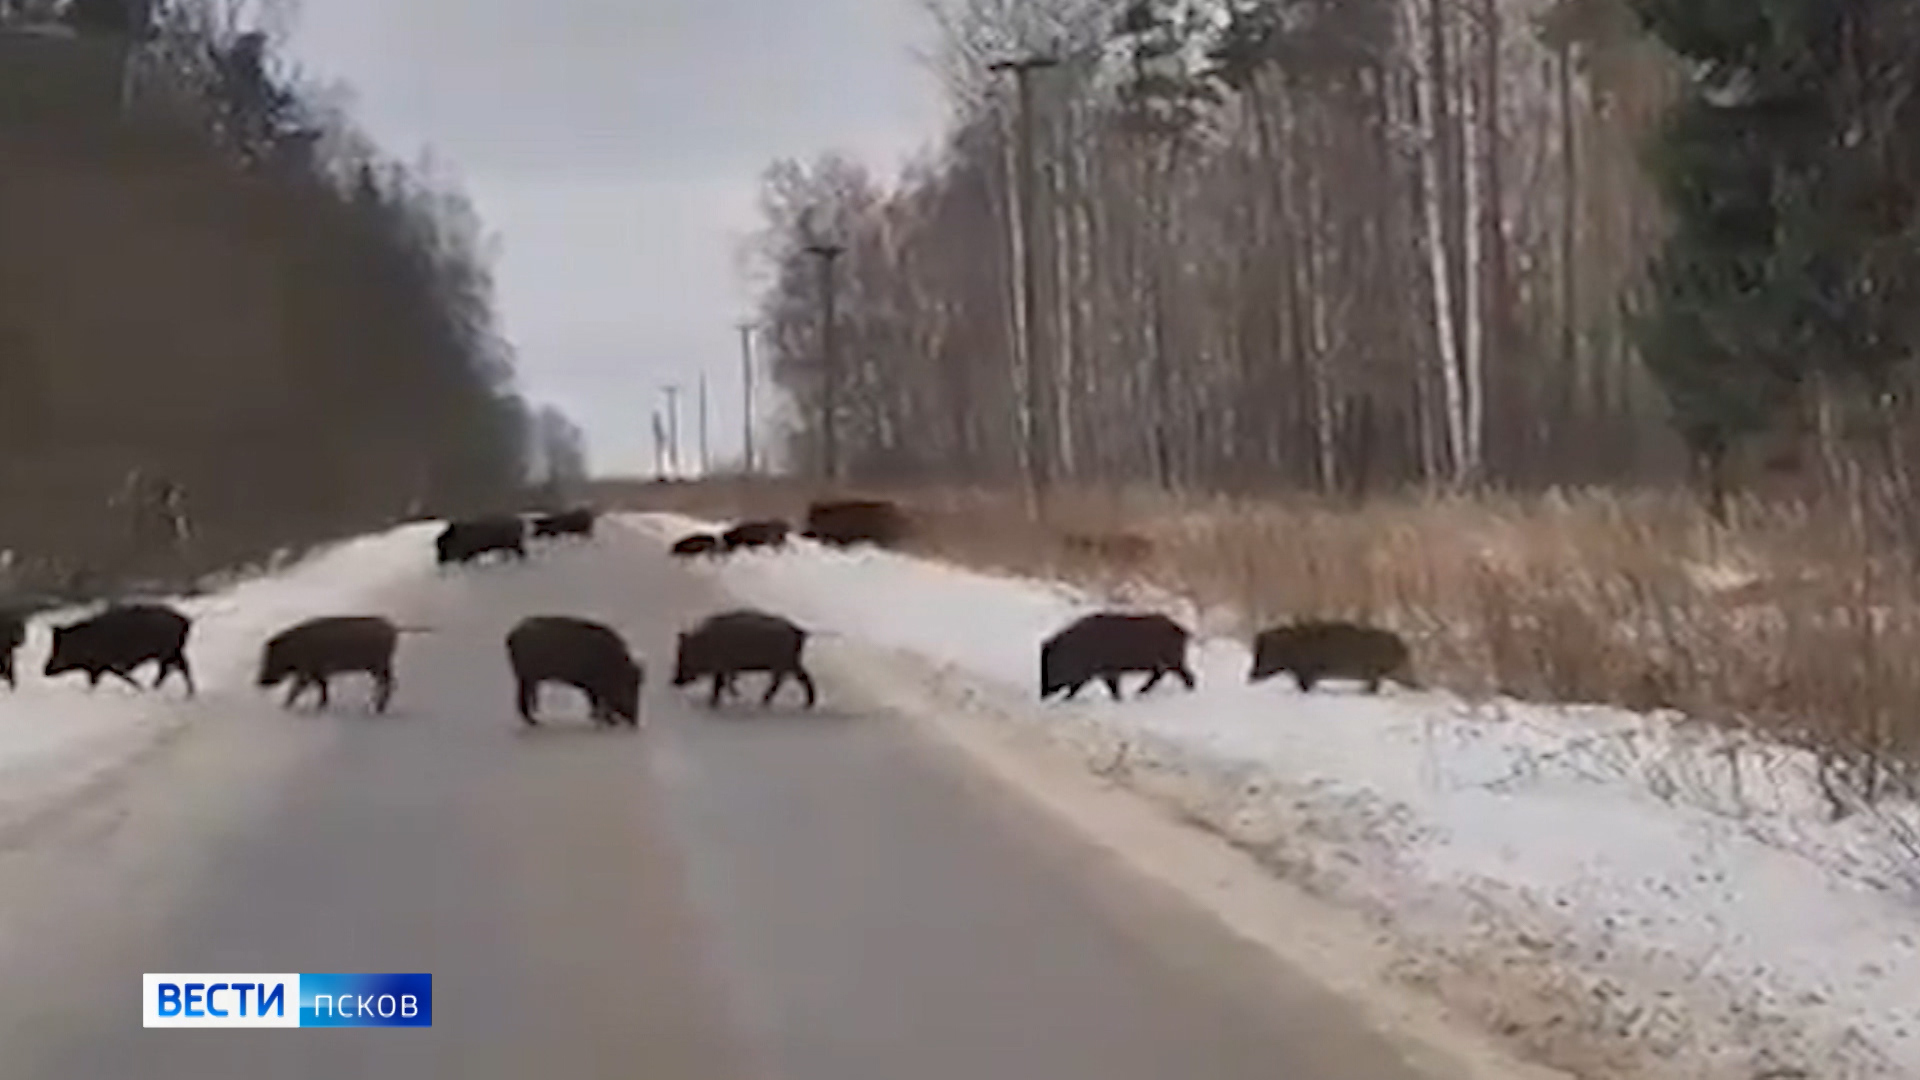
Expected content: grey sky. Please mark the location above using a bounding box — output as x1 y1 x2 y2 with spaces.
283 0 949 474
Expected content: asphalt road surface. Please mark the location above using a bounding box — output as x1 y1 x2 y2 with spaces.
0 524 1466 1080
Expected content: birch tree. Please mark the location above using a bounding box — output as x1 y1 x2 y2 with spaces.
750 0 1696 497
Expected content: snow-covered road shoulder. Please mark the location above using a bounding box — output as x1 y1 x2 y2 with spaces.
628 511 1920 1080
0 523 438 838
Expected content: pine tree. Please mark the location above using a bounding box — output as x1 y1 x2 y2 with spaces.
1630 0 1920 512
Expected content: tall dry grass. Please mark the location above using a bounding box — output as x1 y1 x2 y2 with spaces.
601 476 1920 812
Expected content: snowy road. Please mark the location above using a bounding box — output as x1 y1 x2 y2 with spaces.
0 526 1456 1080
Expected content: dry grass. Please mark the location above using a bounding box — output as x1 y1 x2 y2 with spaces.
599 475 1920 811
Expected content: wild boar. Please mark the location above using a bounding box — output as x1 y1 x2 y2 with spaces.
670 532 722 558
672 608 816 709
0 608 23 689
720 519 790 552
531 507 597 540
257 615 426 713
44 603 195 695
435 516 527 566
1040 611 1196 702
505 615 643 727
803 499 907 548
1248 620 1416 693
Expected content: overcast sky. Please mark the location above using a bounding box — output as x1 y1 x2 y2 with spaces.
283 0 949 475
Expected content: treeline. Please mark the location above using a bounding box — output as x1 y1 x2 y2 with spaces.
749 0 1920 512
0 0 578 593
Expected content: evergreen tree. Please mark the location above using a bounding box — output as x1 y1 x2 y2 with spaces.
1631 0 1920 509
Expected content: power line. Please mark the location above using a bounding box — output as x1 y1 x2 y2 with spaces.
737 321 757 474
802 242 845 483
661 384 682 477
697 371 710 476
989 52 1059 516
651 410 667 480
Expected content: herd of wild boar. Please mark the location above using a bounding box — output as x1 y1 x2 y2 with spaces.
672 501 1420 703
0 503 844 728
667 497 909 558
1033 611 1415 701
0 499 1420 729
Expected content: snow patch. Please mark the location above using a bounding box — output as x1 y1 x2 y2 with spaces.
626 511 1920 1080
0 523 439 836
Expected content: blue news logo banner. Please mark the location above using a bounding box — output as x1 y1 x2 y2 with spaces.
144 974 432 1028
299 973 432 1028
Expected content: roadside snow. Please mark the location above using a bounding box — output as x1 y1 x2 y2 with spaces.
0 523 438 836
630 511 1920 1080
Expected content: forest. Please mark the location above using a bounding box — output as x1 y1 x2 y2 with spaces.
0 0 586 594
751 0 1920 511
730 0 1920 799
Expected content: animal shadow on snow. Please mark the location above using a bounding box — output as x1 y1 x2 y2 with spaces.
693 675 855 725
279 677 416 719
510 686 643 737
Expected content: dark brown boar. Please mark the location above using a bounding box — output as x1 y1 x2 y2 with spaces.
671 608 816 709
435 516 527 566
670 532 722 558
44 603 194 695
803 499 907 548
0 608 23 689
720 519 790 552
505 616 643 727
1248 620 1415 693
531 507 597 540
1040 612 1196 702
257 615 427 713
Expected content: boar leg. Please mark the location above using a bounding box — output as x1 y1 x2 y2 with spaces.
791 666 818 709
373 668 395 713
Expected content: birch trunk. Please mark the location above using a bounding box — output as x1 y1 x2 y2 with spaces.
1414 0 1470 484
1458 7 1487 484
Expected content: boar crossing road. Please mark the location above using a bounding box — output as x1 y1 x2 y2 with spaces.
0 524 1465 1080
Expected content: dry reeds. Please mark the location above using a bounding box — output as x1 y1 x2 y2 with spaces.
602 476 1920 811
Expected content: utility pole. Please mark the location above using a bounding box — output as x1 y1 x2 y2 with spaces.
698 371 710 476
989 52 1059 517
737 321 757 474
662 384 682 478
803 241 845 484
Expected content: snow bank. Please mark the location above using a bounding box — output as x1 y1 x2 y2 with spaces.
0 523 438 835
629 511 1920 1080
